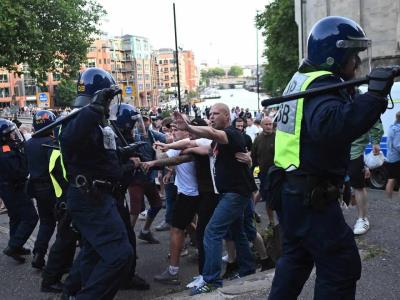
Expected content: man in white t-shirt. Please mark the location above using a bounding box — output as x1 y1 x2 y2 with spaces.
245 117 261 142
152 126 200 285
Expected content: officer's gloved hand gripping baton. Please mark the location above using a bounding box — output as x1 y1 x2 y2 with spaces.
261 66 400 107
32 87 122 137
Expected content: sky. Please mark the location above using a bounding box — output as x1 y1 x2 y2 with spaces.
98 0 269 67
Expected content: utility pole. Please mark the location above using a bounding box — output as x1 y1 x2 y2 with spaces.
173 3 182 112
256 11 260 111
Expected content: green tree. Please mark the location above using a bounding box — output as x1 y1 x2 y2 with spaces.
228 65 243 77
54 79 76 107
209 67 226 77
256 0 299 96
0 0 106 83
200 69 210 86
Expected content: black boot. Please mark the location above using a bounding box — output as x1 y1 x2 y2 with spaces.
32 252 46 269
260 256 275 271
15 246 31 256
41 281 64 293
3 246 25 263
120 274 150 290
222 261 239 279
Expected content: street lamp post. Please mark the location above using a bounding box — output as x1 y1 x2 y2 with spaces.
256 11 260 112
173 3 182 112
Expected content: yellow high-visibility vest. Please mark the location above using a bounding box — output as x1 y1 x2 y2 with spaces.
274 71 332 171
49 149 67 198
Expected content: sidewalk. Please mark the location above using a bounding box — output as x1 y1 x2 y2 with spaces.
0 189 399 299
160 189 400 299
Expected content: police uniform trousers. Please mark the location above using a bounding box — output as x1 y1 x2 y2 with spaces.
0 185 38 249
30 182 57 255
268 175 361 300
66 186 133 300
42 203 79 286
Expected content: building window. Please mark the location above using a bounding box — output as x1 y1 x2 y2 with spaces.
0 74 8 83
171 83 176 87
165 83 170 88
139 84 143 90
170 67 176 71
87 59 96 68
163 59 168 64
165 75 169 80
159 60 163 64
146 84 151 89
137 74 143 80
24 85 36 96
145 75 150 80
145 64 149 70
88 46 96 52
169 59 175 64
0 87 10 98
164 67 168 72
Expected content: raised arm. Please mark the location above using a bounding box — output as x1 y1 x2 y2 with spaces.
173 111 228 144
140 154 195 172
154 138 197 152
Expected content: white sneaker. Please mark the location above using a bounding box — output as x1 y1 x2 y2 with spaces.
222 254 229 263
138 210 147 221
353 218 370 235
186 275 204 288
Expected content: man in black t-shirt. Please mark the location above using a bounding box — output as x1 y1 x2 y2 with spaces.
232 117 252 152
173 103 256 296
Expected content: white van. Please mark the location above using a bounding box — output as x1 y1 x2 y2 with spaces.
360 82 400 189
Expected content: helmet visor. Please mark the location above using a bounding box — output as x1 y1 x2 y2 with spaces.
9 126 24 144
336 38 371 50
340 37 372 79
134 115 148 140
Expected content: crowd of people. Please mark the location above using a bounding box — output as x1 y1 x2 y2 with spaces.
0 15 399 300
0 67 280 299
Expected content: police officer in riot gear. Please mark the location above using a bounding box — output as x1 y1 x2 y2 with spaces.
109 103 150 290
59 68 137 299
25 110 58 269
40 125 78 294
268 16 396 299
0 118 39 263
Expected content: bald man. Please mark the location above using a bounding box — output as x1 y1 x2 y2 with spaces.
174 103 257 295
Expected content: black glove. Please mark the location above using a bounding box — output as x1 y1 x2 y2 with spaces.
90 88 119 116
368 67 396 97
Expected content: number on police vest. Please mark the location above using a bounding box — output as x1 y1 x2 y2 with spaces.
276 104 290 124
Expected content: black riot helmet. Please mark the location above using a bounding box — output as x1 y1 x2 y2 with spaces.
109 103 146 141
0 118 24 146
302 16 371 75
74 67 118 108
32 110 56 132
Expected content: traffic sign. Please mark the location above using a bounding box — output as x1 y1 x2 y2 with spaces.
39 93 48 102
125 86 132 95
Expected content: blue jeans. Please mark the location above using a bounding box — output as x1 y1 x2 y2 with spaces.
203 193 255 286
164 183 177 225
225 198 257 242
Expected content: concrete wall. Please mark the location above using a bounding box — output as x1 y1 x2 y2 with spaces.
295 0 400 68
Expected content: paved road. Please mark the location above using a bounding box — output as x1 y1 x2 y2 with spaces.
1 189 400 299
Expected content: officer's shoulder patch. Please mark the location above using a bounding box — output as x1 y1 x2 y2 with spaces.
2 145 11 152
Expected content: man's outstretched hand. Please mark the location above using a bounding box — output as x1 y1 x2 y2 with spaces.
173 111 190 131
